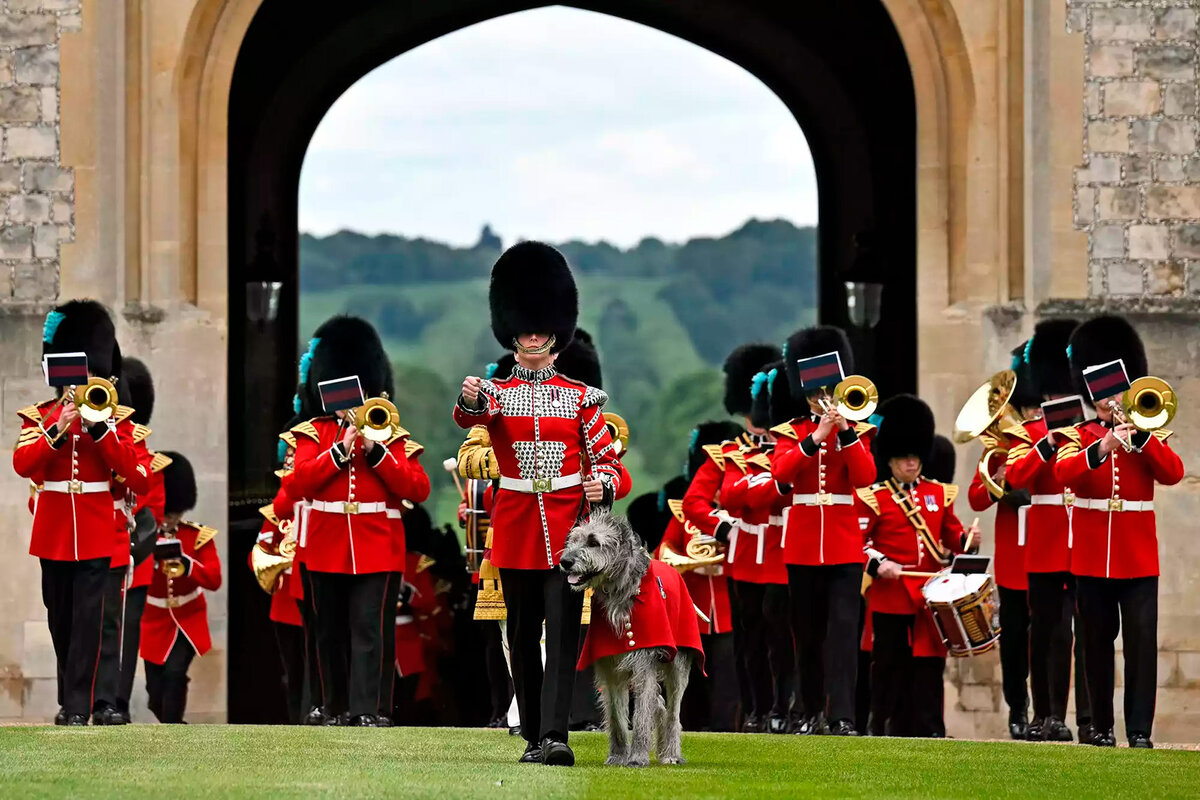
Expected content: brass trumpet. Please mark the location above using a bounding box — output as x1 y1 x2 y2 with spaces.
604 412 630 456
954 369 1026 499
1106 376 1177 451
63 377 118 424
355 393 400 443
815 375 879 422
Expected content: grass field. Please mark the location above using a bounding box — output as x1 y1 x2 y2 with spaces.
0 726 1196 800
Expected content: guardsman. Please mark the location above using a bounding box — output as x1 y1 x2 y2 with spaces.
965 343 1037 740
14 300 141 725
289 316 429 727
252 483 305 724
772 326 876 736
141 452 222 723
454 242 623 766
1006 319 1095 743
1055 316 1184 749
858 395 982 737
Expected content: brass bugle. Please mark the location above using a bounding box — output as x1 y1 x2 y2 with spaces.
355 394 399 443
1123 376 1177 433
74 377 118 424
834 375 878 422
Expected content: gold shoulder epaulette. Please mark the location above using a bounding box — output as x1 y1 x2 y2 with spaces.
404 439 424 458
15 427 42 450
771 422 798 440
150 452 173 473
258 504 279 527
747 453 772 471
291 420 320 442
940 482 959 505
114 405 135 424
16 404 45 425
702 444 725 470
132 424 152 443
1000 422 1032 444
188 523 218 549
279 431 297 450
384 425 411 446
855 487 881 515
854 421 876 437
1152 429 1174 443
726 449 747 473
1057 427 1082 446
979 433 1000 450
1006 442 1032 463
416 554 436 573
666 498 686 524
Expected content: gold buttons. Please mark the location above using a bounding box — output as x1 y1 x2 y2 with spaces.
627 641 636 648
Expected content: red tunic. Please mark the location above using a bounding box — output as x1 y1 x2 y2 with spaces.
1006 418 1076 575
452 366 623 570
252 495 302 628
129 454 169 589
385 440 432 573
859 479 968 658
141 522 222 664
13 400 142 562
578 559 705 672
288 417 422 575
772 418 876 566
967 428 1028 591
109 420 154 569
656 514 733 635
681 440 742 542
1054 423 1184 579
719 445 789 585
395 551 437 677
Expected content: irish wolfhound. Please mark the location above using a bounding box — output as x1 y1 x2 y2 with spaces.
560 512 701 767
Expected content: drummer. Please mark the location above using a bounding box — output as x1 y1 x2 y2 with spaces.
856 395 982 737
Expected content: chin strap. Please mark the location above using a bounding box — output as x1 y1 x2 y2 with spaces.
513 334 556 355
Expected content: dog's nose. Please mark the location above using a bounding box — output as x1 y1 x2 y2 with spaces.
559 554 575 571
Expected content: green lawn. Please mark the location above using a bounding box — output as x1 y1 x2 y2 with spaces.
0 726 1195 799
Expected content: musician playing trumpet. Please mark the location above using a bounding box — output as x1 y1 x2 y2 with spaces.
1054 316 1184 750
857 395 981 738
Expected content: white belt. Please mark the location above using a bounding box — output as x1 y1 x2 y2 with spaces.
768 515 785 527
499 473 582 494
43 480 110 495
793 493 854 506
1074 498 1153 512
147 588 201 609
1017 505 1029 547
1031 493 1076 506
310 500 388 515
735 521 767 564
386 508 402 519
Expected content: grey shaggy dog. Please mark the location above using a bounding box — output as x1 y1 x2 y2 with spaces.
560 512 692 767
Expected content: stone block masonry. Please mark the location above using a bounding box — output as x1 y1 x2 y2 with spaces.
0 1 80 306
1070 1 1200 298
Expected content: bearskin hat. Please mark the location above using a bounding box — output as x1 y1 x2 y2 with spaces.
686 420 744 481
160 451 197 515
782 325 854 398
553 327 603 388
874 394 935 464
42 299 121 380
487 354 515 381
488 241 578 354
767 362 804 427
1026 319 1079 398
659 475 689 504
723 343 782 416
924 434 957 483
117 357 155 426
627 492 668 552
1067 315 1147 400
299 315 394 418
748 362 776 431
1009 341 1041 410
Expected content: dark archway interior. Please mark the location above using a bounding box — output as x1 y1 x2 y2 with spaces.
226 0 915 722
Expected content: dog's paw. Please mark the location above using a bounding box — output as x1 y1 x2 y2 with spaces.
659 755 686 766
605 753 627 766
624 755 650 768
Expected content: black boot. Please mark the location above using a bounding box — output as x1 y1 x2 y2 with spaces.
827 719 859 736
541 738 575 767
1043 717 1073 742
1128 733 1153 749
1026 718 1045 741
348 714 378 727
767 713 789 734
518 741 543 764
741 712 763 733
1008 711 1029 740
1090 729 1116 747
304 706 329 726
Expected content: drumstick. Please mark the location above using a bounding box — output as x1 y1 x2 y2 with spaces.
899 571 940 579
965 516 980 552
441 457 467 501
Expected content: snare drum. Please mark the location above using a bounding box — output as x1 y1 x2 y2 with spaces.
921 572 1001 657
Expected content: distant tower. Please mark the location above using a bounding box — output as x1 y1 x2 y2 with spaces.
475 224 502 251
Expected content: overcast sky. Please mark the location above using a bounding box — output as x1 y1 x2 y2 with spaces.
299 6 817 249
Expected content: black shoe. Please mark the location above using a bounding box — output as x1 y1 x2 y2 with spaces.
322 712 344 727
1077 723 1099 745
485 716 507 729
63 714 89 726
767 713 789 734
1128 733 1154 749
92 706 128 726
509 725 522 737
111 709 132 725
375 716 393 728
791 714 824 735
1008 712 1028 740
741 712 764 733
827 719 859 736
1026 718 1045 741
53 708 68 726
348 714 377 727
304 706 329 726
1090 728 1116 747
1043 717 1073 742
518 742 543 764
581 722 603 733
541 738 575 767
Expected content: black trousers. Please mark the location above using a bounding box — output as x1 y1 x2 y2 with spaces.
377 572 401 718
307 570 390 719
732 580 794 717
681 631 739 732
92 566 127 713
570 632 602 729
40 557 109 716
869 612 945 737
499 567 583 745
1076 576 1158 737
297 565 325 712
117 585 147 714
1027 572 1086 722
145 636 195 723
788 563 862 724
997 586 1029 719
273 621 307 724
483 620 513 720
856 601 872 732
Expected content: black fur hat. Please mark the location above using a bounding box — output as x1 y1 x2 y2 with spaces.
627 492 668 552
874 394 935 463
553 328 602 388
488 241 578 353
117 357 154 426
1067 315 1147 400
299 315 394 418
748 361 776 431
767 361 803 426
659 475 689 504
487 353 515 381
686 420 744 481
1009 341 1041 410
723 343 782 416
1027 319 1079 398
41 299 121 380
782 325 854 398
160 451 197 516
924 434 957 483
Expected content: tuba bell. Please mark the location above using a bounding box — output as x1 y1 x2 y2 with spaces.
251 519 295 595
953 369 1026 499
75 377 118 424
604 412 630 456
356 393 400 442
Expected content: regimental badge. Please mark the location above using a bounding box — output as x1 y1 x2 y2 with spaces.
923 494 939 513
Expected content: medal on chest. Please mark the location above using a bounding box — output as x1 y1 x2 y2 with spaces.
923 494 939 513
